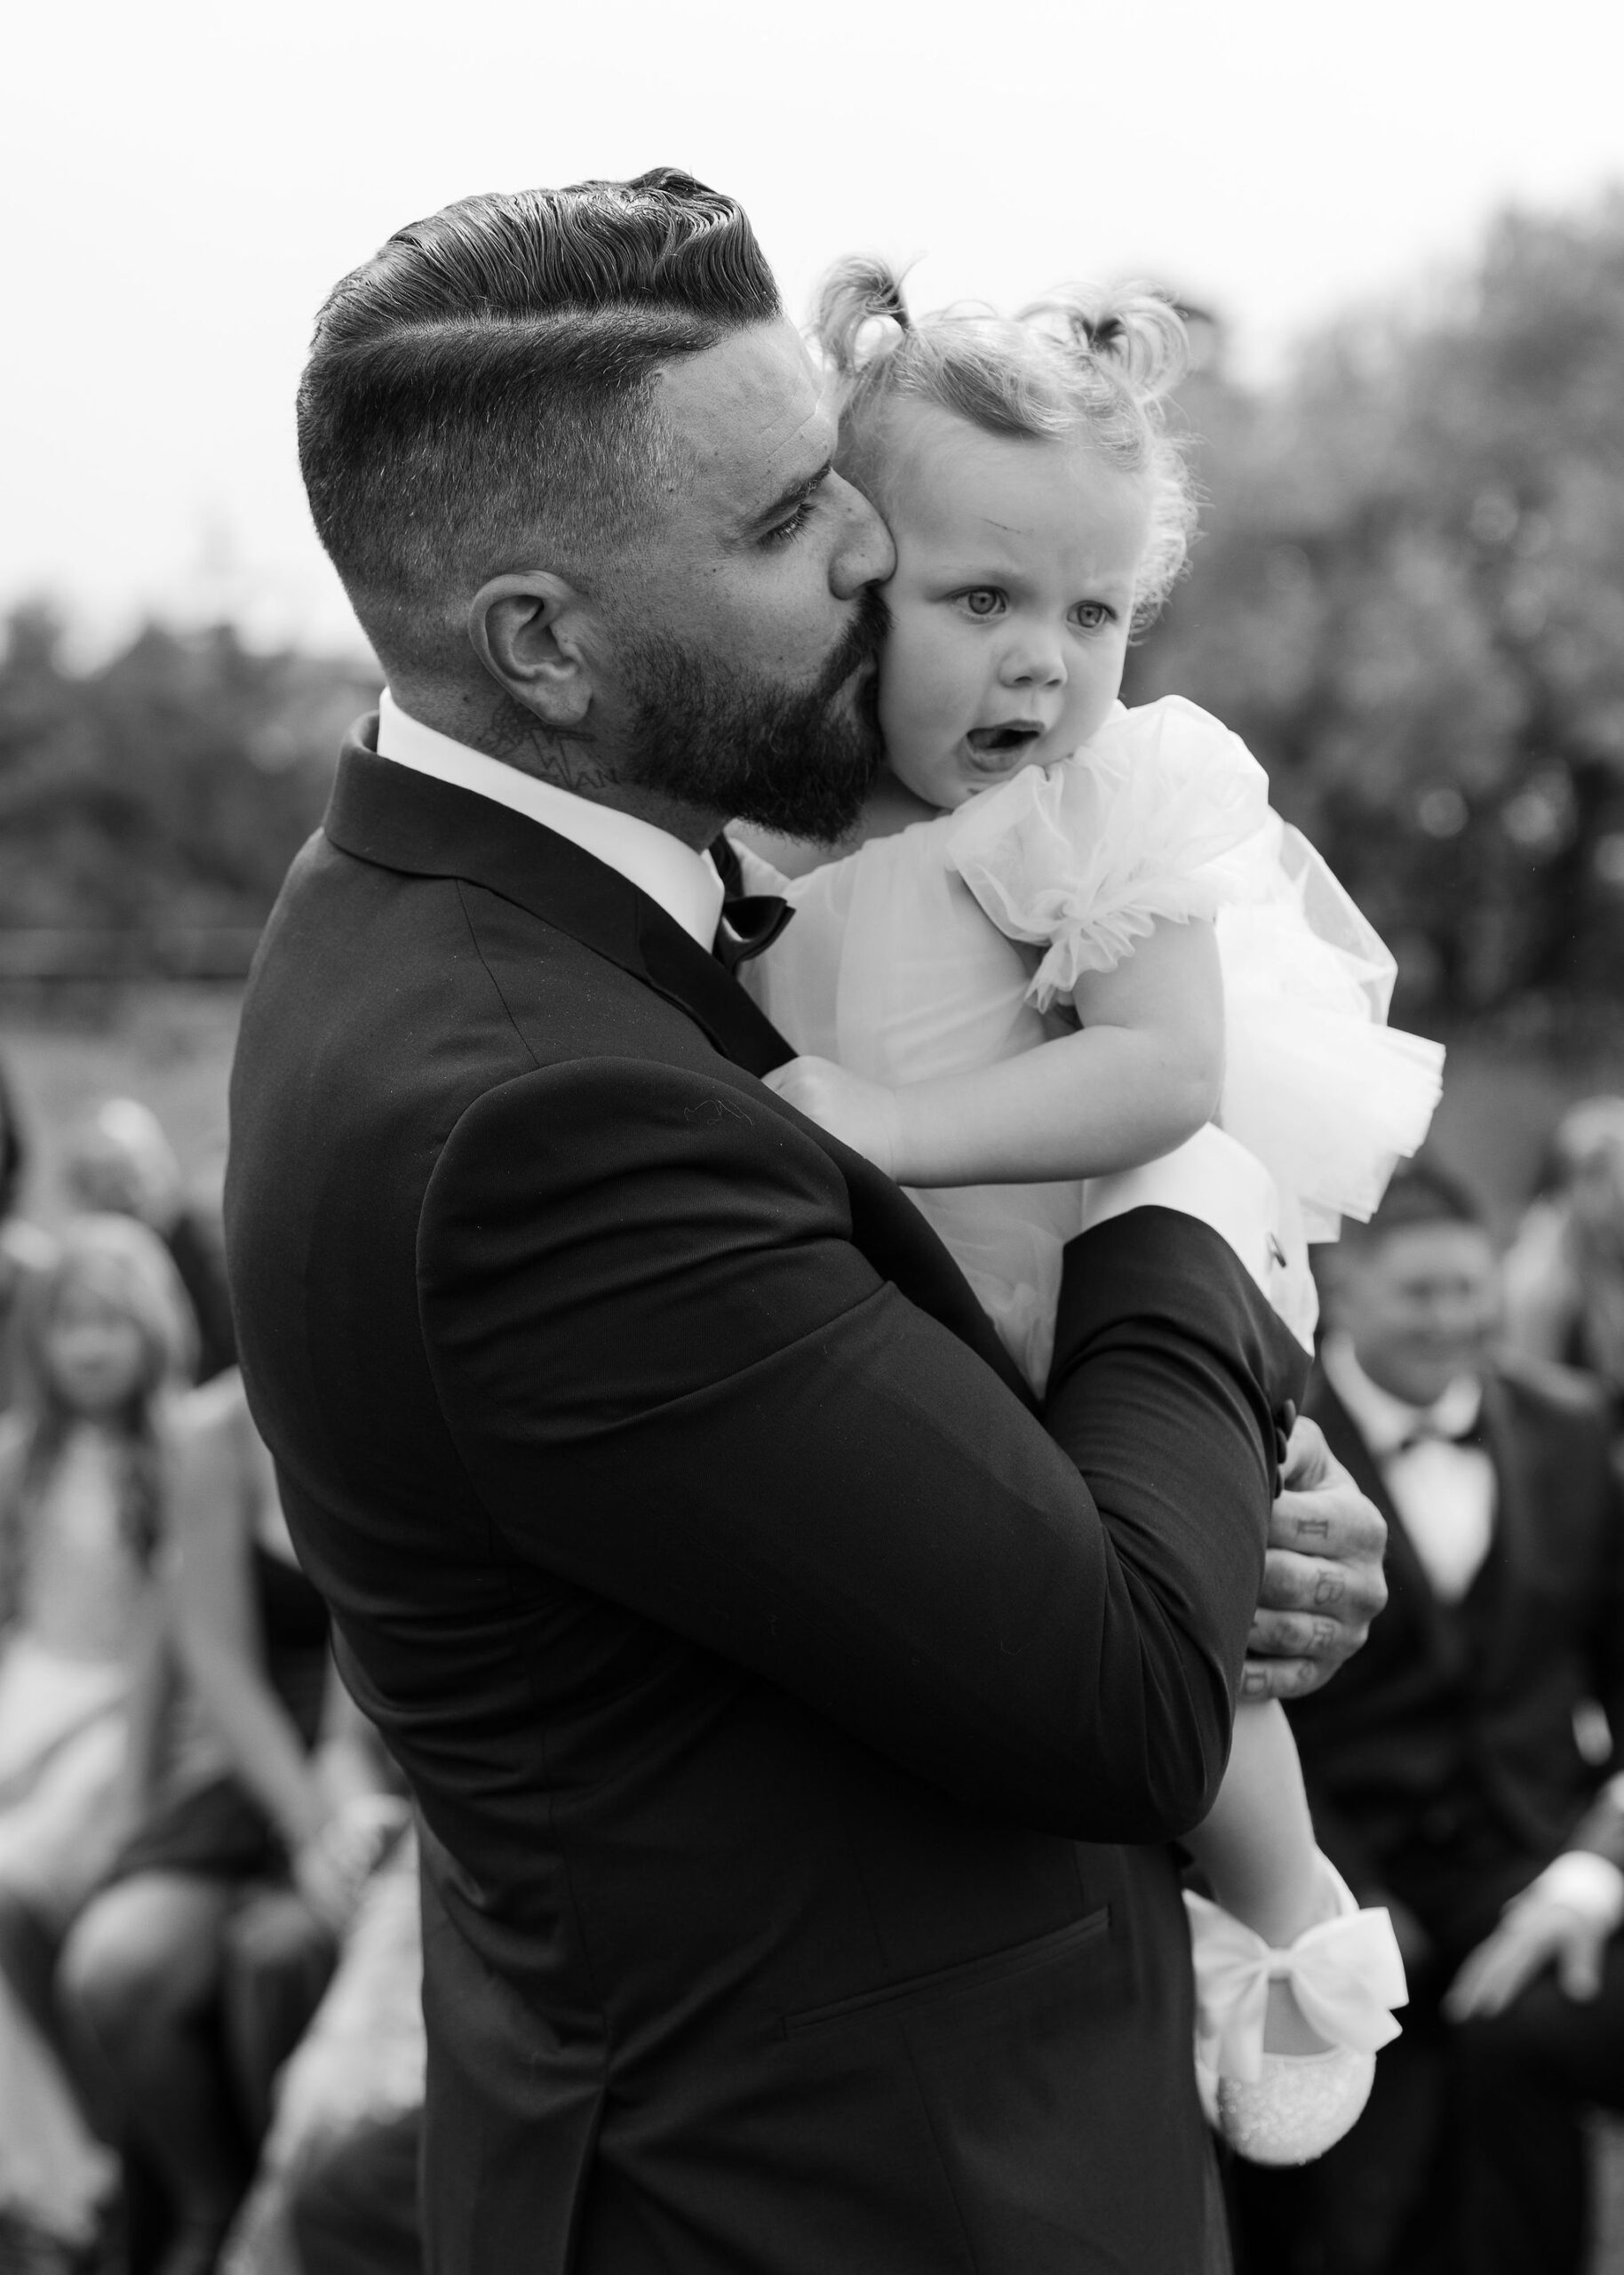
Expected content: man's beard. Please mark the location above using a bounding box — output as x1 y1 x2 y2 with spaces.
619 586 889 844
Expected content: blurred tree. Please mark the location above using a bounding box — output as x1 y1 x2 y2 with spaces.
0 611 377 968
1129 189 1624 1025
6 192 1624 1012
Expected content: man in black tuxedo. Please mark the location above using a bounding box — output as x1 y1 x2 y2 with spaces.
226 169 1387 2273
1230 1161 1624 2275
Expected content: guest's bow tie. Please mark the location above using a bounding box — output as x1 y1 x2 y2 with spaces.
709 834 793 973
1392 1411 1485 1457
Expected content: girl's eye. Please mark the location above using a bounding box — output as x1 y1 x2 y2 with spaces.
1072 602 1114 630
956 588 1006 619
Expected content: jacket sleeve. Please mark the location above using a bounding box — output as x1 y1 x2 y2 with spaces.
418 1057 1303 1845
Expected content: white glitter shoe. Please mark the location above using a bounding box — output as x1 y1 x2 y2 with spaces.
1215 2042 1376 2165
1185 1859 1407 2167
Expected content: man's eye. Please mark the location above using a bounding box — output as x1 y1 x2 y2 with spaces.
763 500 816 547
1072 602 1113 630
957 588 1005 618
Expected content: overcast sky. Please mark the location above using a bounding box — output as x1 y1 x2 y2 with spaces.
7 0 1621 653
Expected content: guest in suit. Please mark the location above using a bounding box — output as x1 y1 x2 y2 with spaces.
1230 1158 1624 2275
226 168 1388 2274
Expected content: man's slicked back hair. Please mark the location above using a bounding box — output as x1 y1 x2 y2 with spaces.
298 168 781 666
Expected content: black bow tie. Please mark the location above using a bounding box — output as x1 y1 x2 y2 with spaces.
709 834 793 973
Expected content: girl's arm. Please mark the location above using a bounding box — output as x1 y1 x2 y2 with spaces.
765 915 1226 1186
165 1373 330 1854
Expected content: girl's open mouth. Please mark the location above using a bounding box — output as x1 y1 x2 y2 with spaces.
965 722 1044 763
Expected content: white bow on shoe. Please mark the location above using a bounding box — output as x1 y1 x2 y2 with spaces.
1185 1860 1408 2164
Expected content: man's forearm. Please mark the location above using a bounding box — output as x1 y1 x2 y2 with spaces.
1044 1207 1307 1830
426 1063 1302 1843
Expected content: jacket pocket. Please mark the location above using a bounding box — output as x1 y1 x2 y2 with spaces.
782 1906 1111 2039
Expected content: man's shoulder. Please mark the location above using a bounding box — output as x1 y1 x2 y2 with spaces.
249 828 683 1066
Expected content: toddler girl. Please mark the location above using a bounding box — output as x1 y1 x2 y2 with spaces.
744 262 1434 2162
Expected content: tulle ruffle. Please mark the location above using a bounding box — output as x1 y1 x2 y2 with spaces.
947 696 1444 1244
947 697 1272 1012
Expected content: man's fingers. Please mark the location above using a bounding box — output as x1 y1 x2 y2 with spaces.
1254 1439 1389 1697
1444 1930 1538 2022
1248 1608 1350 1661
1270 1480 1388 1566
1256 1552 1356 1616
1239 1655 1321 1701
1444 1908 1604 2022
1443 1953 1503 2022
1557 1931 1605 2003
1280 1415 1333 1491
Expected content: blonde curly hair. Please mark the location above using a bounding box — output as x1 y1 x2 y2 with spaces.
809 257 1197 632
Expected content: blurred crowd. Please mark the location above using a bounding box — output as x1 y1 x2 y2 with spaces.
4 1050 1624 2275
0 1068 420 2275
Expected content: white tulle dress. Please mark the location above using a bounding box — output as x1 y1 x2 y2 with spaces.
745 696 1445 1389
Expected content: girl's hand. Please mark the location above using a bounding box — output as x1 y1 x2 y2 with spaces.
762 1057 904 1179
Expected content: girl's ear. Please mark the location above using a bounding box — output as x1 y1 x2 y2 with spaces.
468 572 594 730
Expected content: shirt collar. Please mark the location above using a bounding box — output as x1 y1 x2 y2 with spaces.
1318 1331 1484 1458
375 690 726 952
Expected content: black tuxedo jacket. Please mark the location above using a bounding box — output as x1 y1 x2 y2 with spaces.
226 722 1304 2274
1290 1360 1624 1951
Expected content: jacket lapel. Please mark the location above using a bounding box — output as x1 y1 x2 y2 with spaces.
322 730 1034 1409
1465 1374 1532 1691
1309 1378 1461 1674
322 731 792 1077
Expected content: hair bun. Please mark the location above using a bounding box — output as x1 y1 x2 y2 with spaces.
808 254 913 378
1020 283 1189 403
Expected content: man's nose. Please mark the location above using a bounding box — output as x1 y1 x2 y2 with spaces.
826 475 895 597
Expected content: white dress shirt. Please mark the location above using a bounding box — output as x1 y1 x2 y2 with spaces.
375 690 726 951
1318 1332 1495 1602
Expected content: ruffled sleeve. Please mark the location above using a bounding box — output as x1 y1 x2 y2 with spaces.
944 697 1273 1010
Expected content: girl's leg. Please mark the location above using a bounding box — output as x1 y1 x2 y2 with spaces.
59 1872 252 2270
1184 1698 1338 2053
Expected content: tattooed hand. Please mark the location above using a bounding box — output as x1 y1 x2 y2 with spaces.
1242 1417 1388 1701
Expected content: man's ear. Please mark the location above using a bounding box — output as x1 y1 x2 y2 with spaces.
467 571 593 730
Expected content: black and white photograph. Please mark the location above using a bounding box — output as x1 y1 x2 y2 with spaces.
2 4 1623 2269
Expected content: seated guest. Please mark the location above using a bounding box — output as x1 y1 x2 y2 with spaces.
0 1058 56 1415
223 1824 420 2275
60 1373 389 2275
1230 1158 1624 2275
1503 1095 1624 1421
63 1100 236 1384
0 1217 195 2263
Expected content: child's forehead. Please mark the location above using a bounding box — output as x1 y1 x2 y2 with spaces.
880 402 1148 553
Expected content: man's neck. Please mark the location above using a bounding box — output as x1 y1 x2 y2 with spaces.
394 678 727 851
